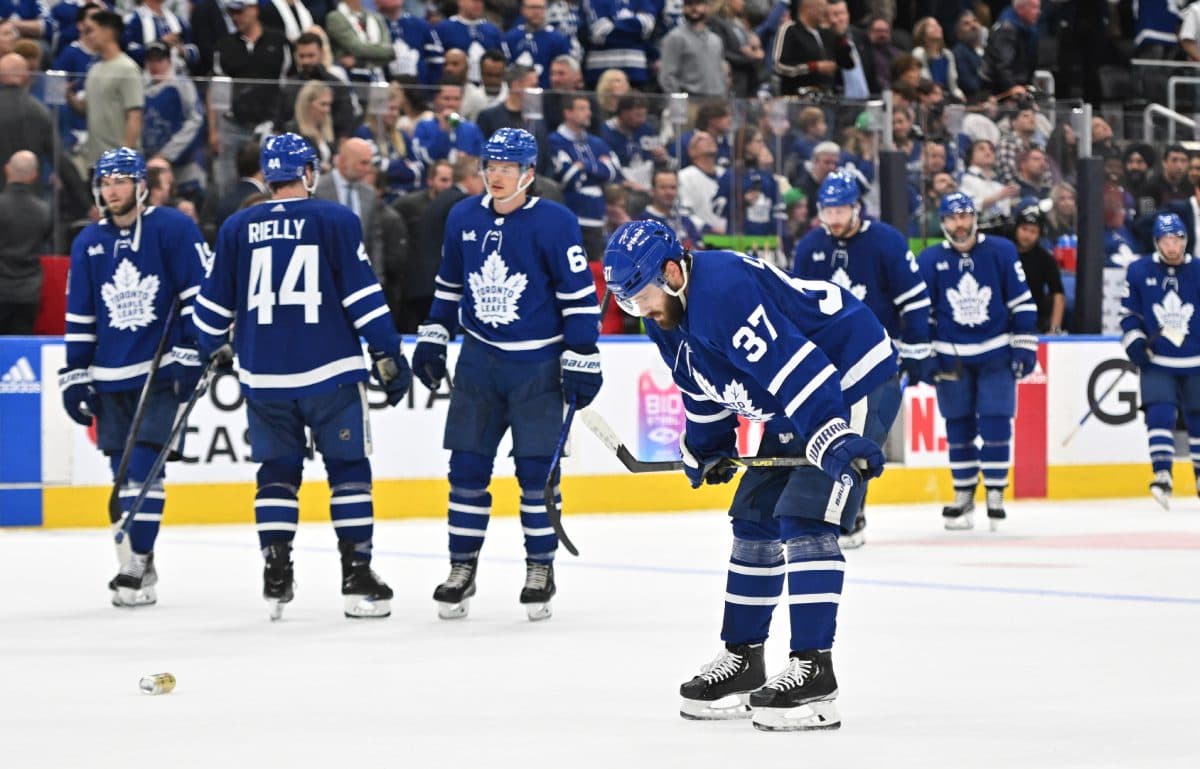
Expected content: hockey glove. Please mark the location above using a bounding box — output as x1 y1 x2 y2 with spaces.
561 346 603 409
1126 337 1152 369
898 342 938 386
58 367 97 427
413 323 449 390
1011 335 1038 380
679 430 738 489
806 418 885 483
171 345 203 403
370 346 413 407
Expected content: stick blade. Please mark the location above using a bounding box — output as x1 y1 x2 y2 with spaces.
545 476 580 557
578 409 623 455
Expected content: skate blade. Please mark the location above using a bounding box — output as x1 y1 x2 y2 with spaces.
838 531 865 550
679 693 753 721
437 599 470 620
344 596 391 619
751 699 841 732
112 585 157 608
943 512 975 531
267 599 287 622
1151 487 1171 510
988 518 1002 532
525 602 553 622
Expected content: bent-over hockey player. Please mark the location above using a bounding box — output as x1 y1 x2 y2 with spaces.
193 133 413 620
412 128 603 622
917 192 1037 531
792 170 933 547
60 147 208 608
1121 213 1200 509
604 220 900 732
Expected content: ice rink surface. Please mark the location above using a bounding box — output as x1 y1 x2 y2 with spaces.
1 497 1197 768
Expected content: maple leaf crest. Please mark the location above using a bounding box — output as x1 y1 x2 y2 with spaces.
468 249 527 327
946 271 991 327
829 267 867 301
1152 290 1193 347
101 258 159 331
691 367 773 422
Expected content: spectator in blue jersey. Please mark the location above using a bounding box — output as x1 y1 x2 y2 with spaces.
600 93 666 206
412 79 485 165
376 0 444 83
49 0 102 56
659 0 726 98
911 16 963 102
258 0 315 44
546 0 583 42
355 80 423 201
637 167 704 247
123 0 198 71
507 0 573 88
436 0 506 85
194 134 411 621
677 130 729 237
142 41 207 199
732 125 781 237
325 0 395 81
548 94 621 262
51 3 103 153
3 0 52 44
581 0 657 86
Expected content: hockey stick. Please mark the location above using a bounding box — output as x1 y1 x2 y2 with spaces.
107 300 178 562
578 410 810 473
544 399 580 556
114 358 215 545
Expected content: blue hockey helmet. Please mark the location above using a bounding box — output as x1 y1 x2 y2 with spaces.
938 191 977 219
94 147 146 184
1153 212 1186 241
482 127 538 167
603 221 685 316
261 133 319 185
817 170 861 209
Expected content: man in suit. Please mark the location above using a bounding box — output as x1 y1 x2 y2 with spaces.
212 139 268 226
0 151 52 334
393 159 453 247
315 137 384 270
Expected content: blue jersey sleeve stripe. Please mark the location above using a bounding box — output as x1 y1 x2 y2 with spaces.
193 314 231 337
783 364 837 418
342 283 383 307
1122 329 1146 347
556 285 596 301
196 293 234 318
181 306 194 317
892 282 927 305
839 336 895 391
92 358 160 381
1006 291 1033 309
352 305 390 330
767 340 816 395
932 334 1010 356
685 407 733 423
901 297 931 314
434 277 463 289
434 289 463 302
179 286 200 300
562 306 601 316
65 313 95 324
64 333 96 342
1012 304 1037 314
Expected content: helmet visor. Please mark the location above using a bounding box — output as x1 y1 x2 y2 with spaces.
614 278 667 317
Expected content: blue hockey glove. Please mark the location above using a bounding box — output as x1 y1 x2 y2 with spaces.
680 430 738 489
370 345 413 407
561 346 603 409
171 345 203 403
898 342 938 386
1126 337 1151 369
806 418 885 482
1011 335 1038 380
58 367 97 427
413 323 449 390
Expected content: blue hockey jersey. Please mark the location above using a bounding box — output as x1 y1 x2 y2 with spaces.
194 197 401 400
1121 252 1200 374
411 117 485 166
143 75 205 166
65 206 208 392
581 0 656 85
506 21 575 88
123 6 198 70
792 219 931 347
649 250 897 442
548 124 621 229
917 234 1037 365
434 15 507 84
384 13 444 84
428 194 600 362
51 40 98 151
546 0 582 39
739 168 783 237
1135 0 1183 47
599 117 660 190
641 203 704 249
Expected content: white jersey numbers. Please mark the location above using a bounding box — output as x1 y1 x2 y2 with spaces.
249 244 324 325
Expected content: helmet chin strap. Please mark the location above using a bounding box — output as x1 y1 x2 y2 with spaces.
819 202 861 237
492 166 535 205
303 166 320 196
94 178 148 251
942 216 978 251
662 256 690 311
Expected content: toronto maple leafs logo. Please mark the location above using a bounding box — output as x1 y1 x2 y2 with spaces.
691 367 775 422
1152 290 1193 347
829 267 866 301
946 272 991 327
468 248 527 327
101 259 160 331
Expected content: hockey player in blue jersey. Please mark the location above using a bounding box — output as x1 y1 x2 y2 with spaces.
192 133 413 621
604 221 900 732
793 171 933 547
411 128 603 622
1120 213 1200 509
59 148 208 608
917 192 1038 531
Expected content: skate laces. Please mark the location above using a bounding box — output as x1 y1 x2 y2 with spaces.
764 657 813 691
698 649 744 683
525 562 551 590
446 561 475 587
121 554 148 579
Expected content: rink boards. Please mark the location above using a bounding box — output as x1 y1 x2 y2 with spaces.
0 335 1171 527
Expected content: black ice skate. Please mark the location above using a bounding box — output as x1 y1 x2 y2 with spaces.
111 552 157 608
750 649 841 732
1150 470 1173 510
339 540 392 619
942 487 976 530
839 513 867 550
263 542 295 622
986 488 1007 532
679 643 765 720
433 558 478 619
519 559 556 621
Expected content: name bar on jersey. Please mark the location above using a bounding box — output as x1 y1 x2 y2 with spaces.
248 219 307 244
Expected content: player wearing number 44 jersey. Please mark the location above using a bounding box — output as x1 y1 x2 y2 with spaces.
193 133 413 621
412 128 603 622
917 192 1037 532
605 221 900 732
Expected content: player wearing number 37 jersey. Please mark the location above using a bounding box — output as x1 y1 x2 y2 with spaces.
193 133 413 621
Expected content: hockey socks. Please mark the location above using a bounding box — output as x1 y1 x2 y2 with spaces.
111 445 165 556
447 451 494 560
721 519 785 646
516 456 558 562
327 457 375 556
781 518 845 653
1145 402 1176 475
945 415 981 493
254 458 303 550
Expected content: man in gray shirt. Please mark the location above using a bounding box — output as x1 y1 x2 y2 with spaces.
77 11 143 173
658 0 726 98
0 151 52 334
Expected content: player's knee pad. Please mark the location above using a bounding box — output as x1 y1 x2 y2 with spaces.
514 456 553 494
944 416 977 447
730 537 784 565
326 457 372 494
448 450 495 491
780 518 842 561
977 415 1012 443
